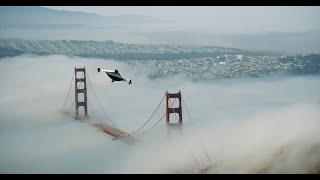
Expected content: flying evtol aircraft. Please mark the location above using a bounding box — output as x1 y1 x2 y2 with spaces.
97 68 132 84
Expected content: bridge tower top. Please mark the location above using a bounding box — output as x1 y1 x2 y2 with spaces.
165 90 183 127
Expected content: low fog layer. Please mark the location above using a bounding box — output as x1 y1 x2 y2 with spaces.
0 54 320 173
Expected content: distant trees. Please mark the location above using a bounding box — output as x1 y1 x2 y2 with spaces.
0 47 23 58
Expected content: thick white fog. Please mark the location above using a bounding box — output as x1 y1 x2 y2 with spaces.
0 54 320 173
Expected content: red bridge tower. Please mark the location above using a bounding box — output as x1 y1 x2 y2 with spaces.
166 91 183 129
75 67 88 119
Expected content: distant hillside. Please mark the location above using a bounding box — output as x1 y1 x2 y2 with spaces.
0 6 319 55
140 31 320 55
0 6 156 27
0 39 279 60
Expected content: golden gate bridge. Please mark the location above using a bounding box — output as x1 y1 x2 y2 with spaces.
61 67 214 173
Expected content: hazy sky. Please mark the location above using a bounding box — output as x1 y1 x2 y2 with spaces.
45 6 320 33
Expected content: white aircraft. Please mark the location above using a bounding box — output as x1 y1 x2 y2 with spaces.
97 68 132 84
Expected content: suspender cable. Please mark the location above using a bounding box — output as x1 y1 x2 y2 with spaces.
61 73 75 111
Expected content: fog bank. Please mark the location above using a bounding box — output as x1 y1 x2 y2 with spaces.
0 54 319 173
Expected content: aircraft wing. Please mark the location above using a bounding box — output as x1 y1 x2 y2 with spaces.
98 68 114 73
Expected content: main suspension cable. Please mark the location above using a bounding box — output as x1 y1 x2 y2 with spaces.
86 72 119 128
128 94 166 134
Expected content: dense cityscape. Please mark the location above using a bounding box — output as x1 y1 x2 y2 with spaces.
125 54 320 80
0 39 319 81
